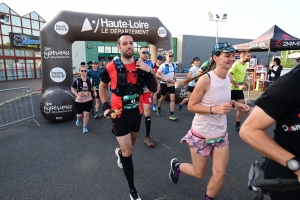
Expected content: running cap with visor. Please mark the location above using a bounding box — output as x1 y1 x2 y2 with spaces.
211 42 236 56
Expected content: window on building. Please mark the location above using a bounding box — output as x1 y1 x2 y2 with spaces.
11 16 21 26
34 50 41 57
32 30 39 36
1 25 12 35
105 46 111 53
25 50 34 57
22 18 31 28
112 46 118 53
0 36 2 45
31 20 39 30
2 36 10 46
12 26 22 33
39 16 46 22
23 14 30 18
23 28 31 35
5 59 17 80
0 59 6 81
35 59 42 78
98 46 105 53
0 4 9 13
15 49 25 56
4 49 14 56
10 9 18 15
39 22 44 29
30 12 39 20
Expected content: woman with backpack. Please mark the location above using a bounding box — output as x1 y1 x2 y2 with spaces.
71 65 97 133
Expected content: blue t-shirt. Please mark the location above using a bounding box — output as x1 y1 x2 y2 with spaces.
87 69 102 88
144 60 154 69
188 66 200 87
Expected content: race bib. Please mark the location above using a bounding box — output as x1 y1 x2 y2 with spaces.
122 94 139 109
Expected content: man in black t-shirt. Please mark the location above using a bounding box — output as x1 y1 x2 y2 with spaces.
240 63 300 200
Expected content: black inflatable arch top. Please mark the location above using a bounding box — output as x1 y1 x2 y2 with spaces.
39 10 173 122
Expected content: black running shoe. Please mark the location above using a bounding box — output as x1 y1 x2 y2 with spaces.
169 158 181 184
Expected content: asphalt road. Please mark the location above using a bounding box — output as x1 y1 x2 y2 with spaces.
0 79 271 200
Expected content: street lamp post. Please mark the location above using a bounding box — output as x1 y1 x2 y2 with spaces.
208 12 227 44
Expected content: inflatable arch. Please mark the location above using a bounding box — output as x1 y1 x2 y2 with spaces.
39 11 173 122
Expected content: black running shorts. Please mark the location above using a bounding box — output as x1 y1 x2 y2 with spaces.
112 115 142 137
160 83 175 96
231 90 244 101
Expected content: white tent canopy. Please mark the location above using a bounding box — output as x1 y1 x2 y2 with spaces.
288 52 300 58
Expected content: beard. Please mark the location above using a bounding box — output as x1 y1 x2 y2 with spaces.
121 49 133 59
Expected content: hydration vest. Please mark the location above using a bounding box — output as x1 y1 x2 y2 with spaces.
76 77 93 92
111 57 145 110
163 63 176 74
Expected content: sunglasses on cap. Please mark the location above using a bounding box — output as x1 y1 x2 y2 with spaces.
81 70 87 72
142 51 150 55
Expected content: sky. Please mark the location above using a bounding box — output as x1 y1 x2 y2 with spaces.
5 0 300 40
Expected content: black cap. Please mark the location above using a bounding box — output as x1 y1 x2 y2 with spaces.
80 61 86 65
157 55 163 60
192 57 200 62
87 61 93 65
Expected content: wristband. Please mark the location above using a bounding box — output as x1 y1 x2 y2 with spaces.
210 106 214 115
102 102 111 112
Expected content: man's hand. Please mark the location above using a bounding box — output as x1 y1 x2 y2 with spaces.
103 109 111 118
238 84 247 91
294 169 300 183
136 60 151 72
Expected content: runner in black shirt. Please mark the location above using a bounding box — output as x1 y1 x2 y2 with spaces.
240 63 300 200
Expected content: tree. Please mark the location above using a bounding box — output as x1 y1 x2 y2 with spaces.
281 51 296 68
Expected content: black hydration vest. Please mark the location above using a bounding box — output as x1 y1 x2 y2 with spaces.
111 57 144 110
76 78 93 92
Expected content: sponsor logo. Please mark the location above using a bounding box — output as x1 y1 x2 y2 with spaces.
276 40 283 47
43 47 70 59
179 89 188 99
157 27 167 37
281 34 291 40
87 43 93 49
282 124 300 132
9 33 40 48
54 21 69 35
43 101 73 114
282 41 300 47
157 48 173 56
249 42 266 49
50 67 66 83
81 18 150 35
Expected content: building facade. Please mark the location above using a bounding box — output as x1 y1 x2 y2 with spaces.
0 3 46 81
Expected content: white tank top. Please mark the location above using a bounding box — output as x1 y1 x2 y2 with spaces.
191 71 231 138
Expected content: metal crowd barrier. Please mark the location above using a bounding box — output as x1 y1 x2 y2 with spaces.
0 87 40 128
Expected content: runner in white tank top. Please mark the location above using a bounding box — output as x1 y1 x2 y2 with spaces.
168 42 250 200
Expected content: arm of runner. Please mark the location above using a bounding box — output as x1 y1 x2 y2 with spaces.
228 72 247 90
240 106 300 181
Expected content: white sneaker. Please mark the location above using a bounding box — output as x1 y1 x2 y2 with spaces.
115 147 123 168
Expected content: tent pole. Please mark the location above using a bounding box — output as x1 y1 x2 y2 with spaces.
266 48 271 87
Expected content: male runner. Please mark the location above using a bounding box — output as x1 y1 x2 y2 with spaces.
139 46 154 147
228 50 251 132
156 51 177 120
99 33 157 200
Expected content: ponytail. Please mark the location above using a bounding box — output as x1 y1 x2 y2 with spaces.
182 60 216 85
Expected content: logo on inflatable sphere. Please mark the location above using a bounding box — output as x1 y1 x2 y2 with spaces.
158 27 167 37
54 21 69 35
50 67 66 83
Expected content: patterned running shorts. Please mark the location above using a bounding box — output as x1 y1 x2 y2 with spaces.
181 130 229 157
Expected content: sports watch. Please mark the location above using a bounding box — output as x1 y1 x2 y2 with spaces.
148 69 154 74
286 157 300 172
